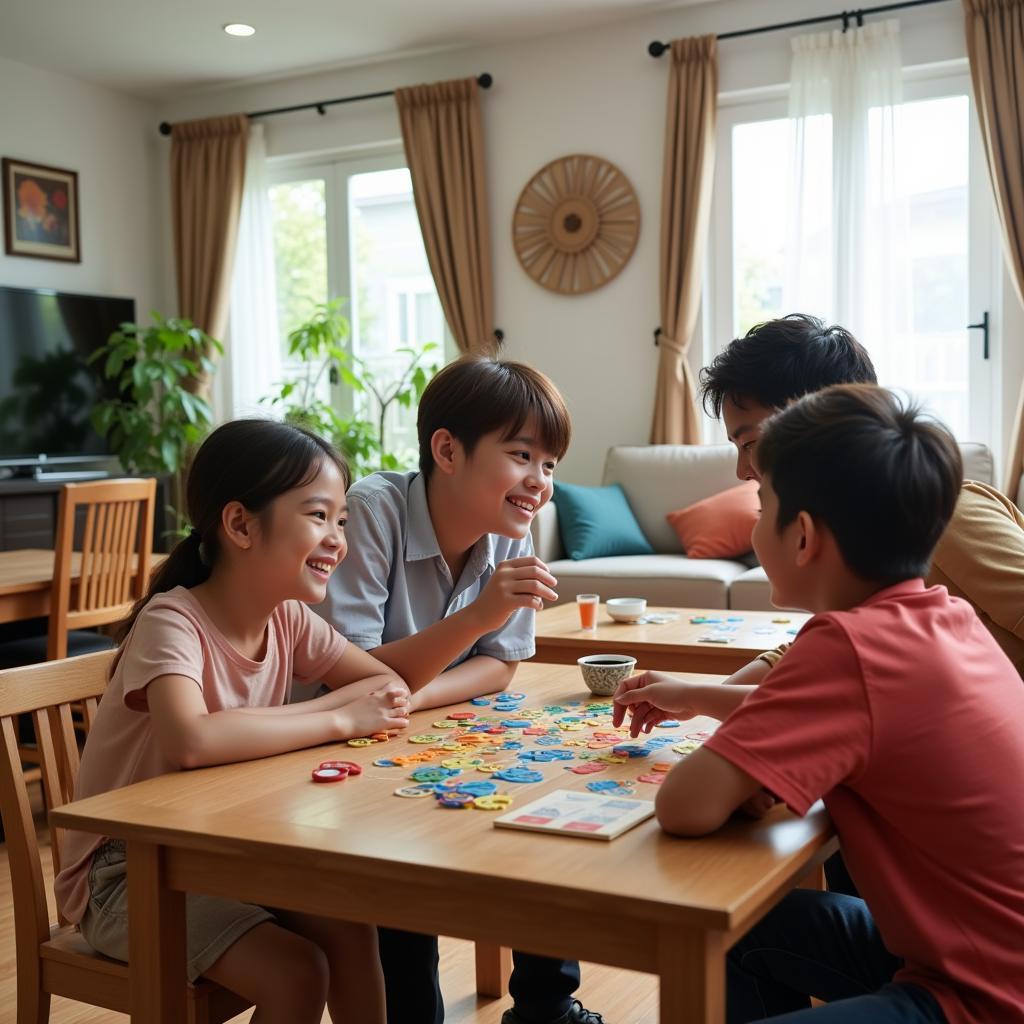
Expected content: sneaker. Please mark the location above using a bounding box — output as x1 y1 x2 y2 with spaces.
501 998 606 1024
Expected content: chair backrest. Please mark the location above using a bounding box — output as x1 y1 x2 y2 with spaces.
49 478 157 661
0 651 114 945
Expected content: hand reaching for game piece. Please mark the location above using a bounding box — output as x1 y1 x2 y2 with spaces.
612 671 700 738
470 556 558 632
339 682 411 739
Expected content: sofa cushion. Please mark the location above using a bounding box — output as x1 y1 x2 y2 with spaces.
727 566 775 611
548 555 749 609
960 442 994 486
602 444 740 553
666 481 759 558
552 481 654 560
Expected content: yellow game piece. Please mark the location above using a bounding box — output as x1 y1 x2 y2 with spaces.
347 738 376 747
473 794 513 811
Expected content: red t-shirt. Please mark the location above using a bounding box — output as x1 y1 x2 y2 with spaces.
705 579 1024 1024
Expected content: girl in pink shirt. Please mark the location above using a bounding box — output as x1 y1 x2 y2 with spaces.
55 419 411 1024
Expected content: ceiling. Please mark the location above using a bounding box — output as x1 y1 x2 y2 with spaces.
0 0 715 100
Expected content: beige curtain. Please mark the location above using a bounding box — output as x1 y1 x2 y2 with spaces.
395 78 496 355
965 0 1024 494
650 35 718 445
170 114 249 393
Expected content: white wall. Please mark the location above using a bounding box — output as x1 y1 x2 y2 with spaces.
0 56 163 320
156 0 1024 484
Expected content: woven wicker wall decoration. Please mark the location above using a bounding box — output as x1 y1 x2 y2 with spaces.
512 153 640 295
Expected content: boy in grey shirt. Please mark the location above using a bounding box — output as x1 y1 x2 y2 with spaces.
322 356 603 1024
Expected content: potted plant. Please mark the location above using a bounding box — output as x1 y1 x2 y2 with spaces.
89 313 222 536
262 299 441 479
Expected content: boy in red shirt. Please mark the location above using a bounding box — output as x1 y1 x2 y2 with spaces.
614 384 1024 1023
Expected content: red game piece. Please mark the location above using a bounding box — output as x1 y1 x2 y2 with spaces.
319 760 363 776
312 766 349 783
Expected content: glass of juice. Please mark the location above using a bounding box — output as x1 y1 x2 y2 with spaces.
576 593 599 630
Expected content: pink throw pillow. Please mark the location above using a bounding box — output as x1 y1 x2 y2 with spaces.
666 481 760 559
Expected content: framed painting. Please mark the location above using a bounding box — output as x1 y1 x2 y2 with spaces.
2 158 81 262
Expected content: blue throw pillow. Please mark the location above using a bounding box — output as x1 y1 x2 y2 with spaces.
552 481 654 560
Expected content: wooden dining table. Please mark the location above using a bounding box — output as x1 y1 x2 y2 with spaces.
0 548 165 624
52 661 836 1023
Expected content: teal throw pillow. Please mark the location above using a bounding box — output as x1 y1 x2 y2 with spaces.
553 481 654 560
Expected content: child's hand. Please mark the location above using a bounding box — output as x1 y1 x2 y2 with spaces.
471 557 558 632
339 683 411 738
739 789 780 819
612 671 699 738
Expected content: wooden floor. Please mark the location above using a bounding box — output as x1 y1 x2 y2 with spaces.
2 786 658 1023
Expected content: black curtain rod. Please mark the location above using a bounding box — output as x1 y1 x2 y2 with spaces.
158 72 493 136
648 0 950 55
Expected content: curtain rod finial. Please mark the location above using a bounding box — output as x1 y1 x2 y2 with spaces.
478 73 493 89
648 40 668 57
159 121 172 136
493 327 504 344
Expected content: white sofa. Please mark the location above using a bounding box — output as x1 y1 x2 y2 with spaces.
532 443 996 611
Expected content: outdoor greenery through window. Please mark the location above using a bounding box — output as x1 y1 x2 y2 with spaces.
268 161 447 474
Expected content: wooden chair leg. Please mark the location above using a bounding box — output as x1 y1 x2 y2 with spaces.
474 942 512 998
16 960 50 1024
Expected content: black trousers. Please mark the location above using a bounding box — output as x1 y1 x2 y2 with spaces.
378 926 581 1024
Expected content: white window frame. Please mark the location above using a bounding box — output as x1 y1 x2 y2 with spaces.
707 62 1001 452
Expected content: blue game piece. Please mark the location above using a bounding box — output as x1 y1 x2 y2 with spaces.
494 767 544 783
586 780 623 793
535 736 563 746
470 697 492 706
410 766 462 783
503 719 532 729
654 720 681 728
441 780 497 797
500 740 524 750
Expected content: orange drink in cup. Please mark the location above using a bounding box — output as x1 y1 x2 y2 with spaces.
576 593 599 630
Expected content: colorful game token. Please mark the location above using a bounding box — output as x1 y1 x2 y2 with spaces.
410 766 461 783
394 784 437 798
637 773 668 784
470 697 492 706
373 758 399 767
319 760 363 775
436 792 476 808
312 766 348 783
652 762 673 772
473 794 513 811
409 734 446 744
493 767 544 783
431 720 460 729
586 779 624 793
347 737 377 746
447 712 476 721
772 617 791 624
654 720 681 728
567 763 607 775
441 757 485 769
444 780 497 797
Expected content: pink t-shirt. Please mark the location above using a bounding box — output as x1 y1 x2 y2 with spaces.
54 586 345 924
705 579 1024 1024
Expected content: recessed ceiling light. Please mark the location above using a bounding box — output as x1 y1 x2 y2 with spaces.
223 23 255 37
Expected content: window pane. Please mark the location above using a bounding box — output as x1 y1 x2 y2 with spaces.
729 94 972 438
269 179 327 350
349 167 445 464
876 94 970 438
732 118 791 335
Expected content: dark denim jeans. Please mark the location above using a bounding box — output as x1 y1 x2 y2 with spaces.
727 888 947 1024
378 926 580 1024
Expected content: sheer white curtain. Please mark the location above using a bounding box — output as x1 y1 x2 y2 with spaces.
784 20 911 366
227 123 281 418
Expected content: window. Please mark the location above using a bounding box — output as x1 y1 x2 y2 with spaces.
711 70 997 447
268 156 449 468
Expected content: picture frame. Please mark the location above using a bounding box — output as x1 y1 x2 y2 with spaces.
2 157 81 263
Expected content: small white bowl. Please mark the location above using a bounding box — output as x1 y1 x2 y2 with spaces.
577 654 638 696
606 597 647 623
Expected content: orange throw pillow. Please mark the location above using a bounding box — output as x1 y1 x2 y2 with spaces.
666 481 760 559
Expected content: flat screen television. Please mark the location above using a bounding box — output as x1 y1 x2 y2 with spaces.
0 285 135 474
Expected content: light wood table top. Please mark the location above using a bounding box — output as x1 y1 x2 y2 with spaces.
53 661 835 1023
0 548 165 624
533 603 812 674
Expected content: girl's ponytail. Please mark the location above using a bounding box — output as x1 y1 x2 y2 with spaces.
113 419 347 645
114 528 211 642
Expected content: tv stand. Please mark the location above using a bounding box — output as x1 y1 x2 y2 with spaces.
0 474 170 551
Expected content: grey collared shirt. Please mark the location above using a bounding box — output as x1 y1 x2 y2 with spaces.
319 470 536 667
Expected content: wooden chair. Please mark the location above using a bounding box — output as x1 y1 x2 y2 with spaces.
0 651 250 1024
49 476 158 661
0 477 158 668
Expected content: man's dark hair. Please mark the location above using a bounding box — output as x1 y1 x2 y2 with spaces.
758 384 963 584
699 314 878 419
417 356 572 478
